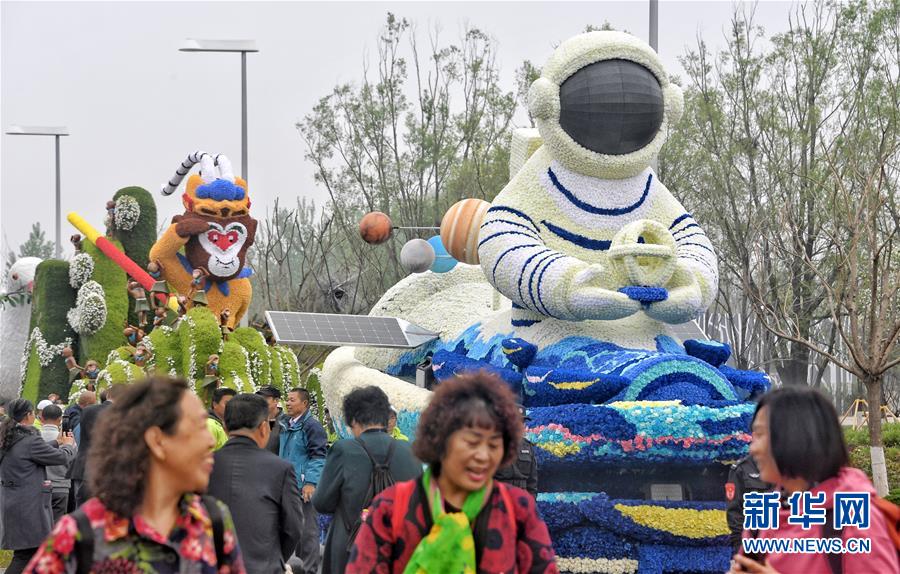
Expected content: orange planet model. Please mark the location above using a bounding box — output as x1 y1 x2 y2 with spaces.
359 211 394 245
440 198 491 264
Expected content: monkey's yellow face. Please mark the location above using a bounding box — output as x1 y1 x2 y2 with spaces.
182 174 251 219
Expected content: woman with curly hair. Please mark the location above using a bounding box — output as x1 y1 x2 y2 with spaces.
346 372 559 574
24 377 246 574
0 399 76 574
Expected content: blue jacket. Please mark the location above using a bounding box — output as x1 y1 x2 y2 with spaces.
278 410 327 487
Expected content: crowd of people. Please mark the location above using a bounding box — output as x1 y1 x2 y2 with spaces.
1 377 897 574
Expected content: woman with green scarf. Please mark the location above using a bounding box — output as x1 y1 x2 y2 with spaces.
346 373 559 574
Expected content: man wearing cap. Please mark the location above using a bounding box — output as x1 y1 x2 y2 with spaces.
33 399 54 430
256 386 285 455
493 405 538 498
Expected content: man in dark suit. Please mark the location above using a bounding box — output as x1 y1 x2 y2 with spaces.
256 385 284 455
68 383 126 507
312 386 421 574
207 393 303 574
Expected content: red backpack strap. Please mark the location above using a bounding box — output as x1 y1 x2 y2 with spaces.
872 495 900 550
497 482 518 535
391 480 416 541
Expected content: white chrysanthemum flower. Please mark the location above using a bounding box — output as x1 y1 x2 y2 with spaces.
114 195 141 231
68 253 94 289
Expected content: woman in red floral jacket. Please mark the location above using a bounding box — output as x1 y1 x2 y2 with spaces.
347 372 558 574
25 377 246 574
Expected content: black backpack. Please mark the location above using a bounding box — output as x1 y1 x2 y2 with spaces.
71 495 226 574
341 437 396 552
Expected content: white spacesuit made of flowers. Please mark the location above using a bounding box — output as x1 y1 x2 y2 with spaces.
479 31 718 327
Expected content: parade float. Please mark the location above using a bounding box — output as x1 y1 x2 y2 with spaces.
318 31 769 574
9 152 302 403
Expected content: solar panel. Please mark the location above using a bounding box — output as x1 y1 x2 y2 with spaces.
265 311 439 348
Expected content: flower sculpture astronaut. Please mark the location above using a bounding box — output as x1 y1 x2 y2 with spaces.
320 32 769 573
149 152 257 328
481 31 717 327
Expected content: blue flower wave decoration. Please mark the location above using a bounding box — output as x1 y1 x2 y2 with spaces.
719 365 770 400
502 337 537 369
683 339 731 367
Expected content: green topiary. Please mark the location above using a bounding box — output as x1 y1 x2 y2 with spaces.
276 346 301 389
112 187 158 271
97 358 145 389
112 186 158 327
179 307 223 388
22 260 77 401
79 240 128 368
304 366 326 425
230 327 272 387
220 340 253 392
148 324 181 375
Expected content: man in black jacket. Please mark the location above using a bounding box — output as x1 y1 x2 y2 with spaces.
68 384 125 507
256 385 285 455
725 454 773 554
207 393 303 574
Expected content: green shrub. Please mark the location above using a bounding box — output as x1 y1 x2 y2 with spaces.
844 427 870 449
883 423 900 448
79 240 128 368
97 358 145 388
148 324 181 375
23 260 77 401
220 340 253 392
0 549 11 567
113 186 158 327
179 307 223 388
230 327 271 387
885 488 900 506
304 366 326 425
277 346 302 389
843 423 900 448
849 445 900 491
112 186 158 270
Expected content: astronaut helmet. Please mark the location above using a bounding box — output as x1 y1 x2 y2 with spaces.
528 31 684 179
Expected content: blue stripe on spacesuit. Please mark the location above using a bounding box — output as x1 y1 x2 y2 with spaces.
678 242 714 253
518 248 552 302
481 219 541 238
486 206 539 230
673 223 701 235
527 250 559 311
679 252 717 270
540 220 613 251
675 232 706 243
492 244 536 281
478 230 541 248
669 213 693 229
548 168 653 216
536 254 566 316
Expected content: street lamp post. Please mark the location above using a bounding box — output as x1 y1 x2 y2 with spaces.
649 0 659 52
6 125 70 258
180 39 258 182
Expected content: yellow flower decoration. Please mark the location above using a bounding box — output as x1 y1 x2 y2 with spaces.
541 441 582 457
614 504 729 539
550 379 599 390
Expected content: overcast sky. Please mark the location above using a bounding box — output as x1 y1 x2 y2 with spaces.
1 1 794 257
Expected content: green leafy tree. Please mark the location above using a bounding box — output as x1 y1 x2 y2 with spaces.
661 0 900 494
17 222 54 260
